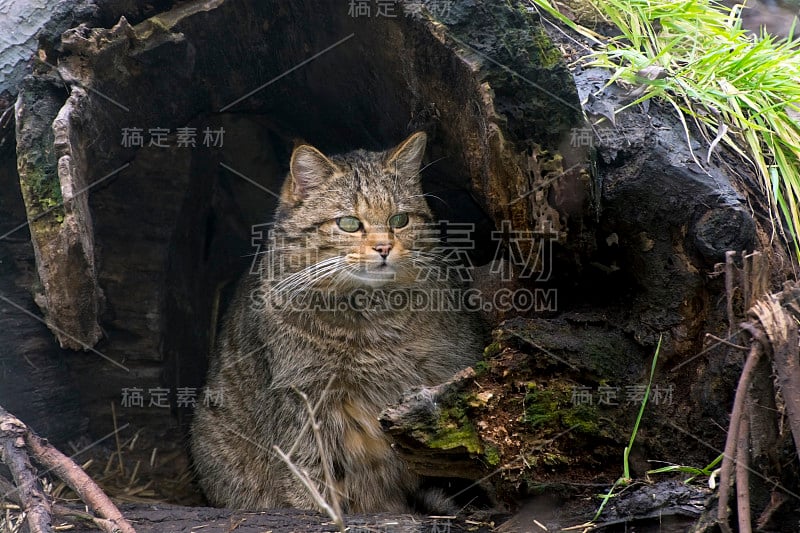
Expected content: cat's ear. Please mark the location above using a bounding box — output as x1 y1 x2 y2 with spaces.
289 144 339 201
385 132 427 180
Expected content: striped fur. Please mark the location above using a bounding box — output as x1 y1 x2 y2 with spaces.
191 132 483 513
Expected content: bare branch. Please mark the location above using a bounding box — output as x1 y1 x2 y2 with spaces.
0 408 53 533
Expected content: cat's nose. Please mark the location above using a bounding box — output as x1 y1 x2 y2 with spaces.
373 243 392 258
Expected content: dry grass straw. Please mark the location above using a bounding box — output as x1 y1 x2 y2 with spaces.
51 403 196 507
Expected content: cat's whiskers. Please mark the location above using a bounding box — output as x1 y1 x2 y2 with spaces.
270 256 345 295
268 262 325 294
271 265 342 297
419 155 448 173
290 262 362 302
241 246 305 259
269 256 356 301
401 192 448 207
328 262 361 292
407 249 462 280
409 249 457 264
304 261 354 290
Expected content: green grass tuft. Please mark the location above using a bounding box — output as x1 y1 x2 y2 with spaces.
591 335 662 522
531 0 800 258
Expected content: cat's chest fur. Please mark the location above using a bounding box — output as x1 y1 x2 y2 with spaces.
263 303 441 392
333 395 392 463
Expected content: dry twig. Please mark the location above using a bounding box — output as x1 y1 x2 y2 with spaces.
735 410 752 533
716 341 761 533
292 386 344 529
273 374 345 532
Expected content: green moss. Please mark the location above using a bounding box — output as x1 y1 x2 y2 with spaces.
524 385 601 436
484 444 501 466
562 404 600 434
19 142 64 223
474 341 502 376
26 165 63 209
520 451 570 468
425 401 483 454
524 388 562 428
529 26 563 69
473 359 491 376
506 3 565 69
428 419 483 454
483 342 502 358
15 79 64 223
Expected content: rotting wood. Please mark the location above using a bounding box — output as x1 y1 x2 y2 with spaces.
1 0 792 528
715 269 800 532
765 289 800 462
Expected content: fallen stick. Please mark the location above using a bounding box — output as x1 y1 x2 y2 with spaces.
0 475 117 531
0 404 137 533
24 431 137 533
0 408 53 533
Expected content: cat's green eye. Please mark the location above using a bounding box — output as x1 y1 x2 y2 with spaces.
336 216 362 233
388 213 409 229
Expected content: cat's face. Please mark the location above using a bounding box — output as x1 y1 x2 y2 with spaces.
270 132 440 291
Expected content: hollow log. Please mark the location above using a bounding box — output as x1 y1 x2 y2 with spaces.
0 0 795 528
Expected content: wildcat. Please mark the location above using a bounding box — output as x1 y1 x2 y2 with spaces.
190 132 484 513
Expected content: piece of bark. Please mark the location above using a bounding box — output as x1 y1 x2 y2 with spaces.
770 292 800 463
381 367 487 480
752 289 800 462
